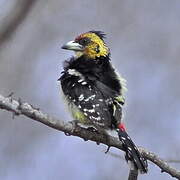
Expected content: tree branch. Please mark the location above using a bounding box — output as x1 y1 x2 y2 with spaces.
0 94 180 179
107 151 180 164
166 160 180 164
140 148 180 179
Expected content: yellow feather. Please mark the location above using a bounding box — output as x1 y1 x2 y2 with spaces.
80 32 109 59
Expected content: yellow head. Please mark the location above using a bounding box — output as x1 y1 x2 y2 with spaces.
62 31 109 59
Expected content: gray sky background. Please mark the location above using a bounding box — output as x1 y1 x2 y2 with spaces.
0 0 180 179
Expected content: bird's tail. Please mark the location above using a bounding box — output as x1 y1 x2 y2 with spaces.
128 169 138 180
117 123 148 174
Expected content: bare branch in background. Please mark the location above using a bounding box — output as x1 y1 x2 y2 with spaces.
0 94 180 179
165 159 180 163
139 148 180 179
0 0 37 46
107 152 180 164
166 160 180 163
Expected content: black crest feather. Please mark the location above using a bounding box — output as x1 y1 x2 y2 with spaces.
89 30 106 40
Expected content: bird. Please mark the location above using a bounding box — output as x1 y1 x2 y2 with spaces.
59 30 148 175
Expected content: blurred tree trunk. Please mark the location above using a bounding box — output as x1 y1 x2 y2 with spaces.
0 0 37 47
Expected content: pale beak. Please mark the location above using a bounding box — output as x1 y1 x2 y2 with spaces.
61 41 83 51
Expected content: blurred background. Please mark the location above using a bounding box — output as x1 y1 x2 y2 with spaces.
0 0 180 179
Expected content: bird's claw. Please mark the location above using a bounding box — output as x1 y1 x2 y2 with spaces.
105 146 111 153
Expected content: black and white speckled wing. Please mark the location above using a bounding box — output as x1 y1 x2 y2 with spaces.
60 69 120 128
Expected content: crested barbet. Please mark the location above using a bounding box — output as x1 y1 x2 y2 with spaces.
59 31 148 174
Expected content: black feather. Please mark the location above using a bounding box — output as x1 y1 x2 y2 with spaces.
89 30 106 40
118 129 148 174
60 55 122 128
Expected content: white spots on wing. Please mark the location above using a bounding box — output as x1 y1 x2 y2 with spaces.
113 104 116 116
91 94 96 98
98 99 103 102
78 94 84 101
88 85 92 90
78 79 84 83
128 147 132 151
127 136 131 140
81 81 87 85
68 69 88 86
68 69 84 78
88 109 95 113
105 98 113 104
121 137 126 141
84 94 96 102
95 104 100 107
78 105 81 108
83 108 95 113
90 116 101 121
77 78 88 86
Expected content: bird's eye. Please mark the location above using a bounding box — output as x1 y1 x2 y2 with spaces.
78 38 90 46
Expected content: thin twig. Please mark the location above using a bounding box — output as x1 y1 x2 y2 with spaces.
107 152 180 164
166 160 180 164
139 148 180 179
